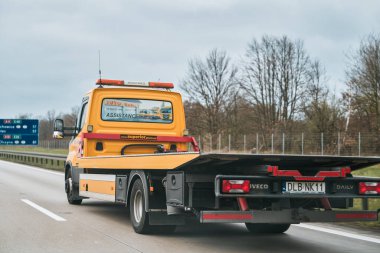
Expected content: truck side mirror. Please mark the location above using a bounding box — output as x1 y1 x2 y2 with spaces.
53 119 64 139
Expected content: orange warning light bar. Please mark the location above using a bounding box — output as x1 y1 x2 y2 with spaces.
96 79 125 85
148 82 174 89
96 79 174 89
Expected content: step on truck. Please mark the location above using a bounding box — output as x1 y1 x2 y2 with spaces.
53 79 380 234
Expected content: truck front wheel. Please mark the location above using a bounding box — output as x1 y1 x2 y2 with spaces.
130 179 176 234
65 169 82 205
245 223 290 234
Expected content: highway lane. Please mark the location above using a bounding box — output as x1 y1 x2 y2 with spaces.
0 159 379 253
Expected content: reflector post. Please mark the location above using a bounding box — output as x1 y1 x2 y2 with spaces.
222 180 250 193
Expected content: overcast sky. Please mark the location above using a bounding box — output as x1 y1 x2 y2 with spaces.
0 0 379 119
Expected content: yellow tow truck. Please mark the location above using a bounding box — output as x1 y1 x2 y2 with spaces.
53 79 380 234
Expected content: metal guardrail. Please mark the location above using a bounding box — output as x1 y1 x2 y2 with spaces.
0 150 66 160
0 150 66 169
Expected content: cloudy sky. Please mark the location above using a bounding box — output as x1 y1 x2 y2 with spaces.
0 0 379 118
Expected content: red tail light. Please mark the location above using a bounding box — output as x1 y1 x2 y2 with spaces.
222 180 250 193
359 182 380 195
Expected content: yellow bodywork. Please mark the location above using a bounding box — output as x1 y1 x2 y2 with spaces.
68 86 199 170
77 152 199 169
80 179 115 195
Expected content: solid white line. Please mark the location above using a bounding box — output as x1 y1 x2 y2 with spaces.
295 224 380 244
0 159 63 176
21 199 66 222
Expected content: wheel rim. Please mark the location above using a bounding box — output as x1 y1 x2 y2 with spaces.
65 177 73 195
134 190 143 223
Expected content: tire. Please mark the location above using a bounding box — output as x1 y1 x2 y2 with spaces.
129 179 176 234
65 169 82 205
245 223 290 234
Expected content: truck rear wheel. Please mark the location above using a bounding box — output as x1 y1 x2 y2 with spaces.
245 223 290 234
65 169 82 205
130 178 176 234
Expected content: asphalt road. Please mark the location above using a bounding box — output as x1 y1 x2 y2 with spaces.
1 160 380 253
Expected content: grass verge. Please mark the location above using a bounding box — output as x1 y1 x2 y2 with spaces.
0 146 67 155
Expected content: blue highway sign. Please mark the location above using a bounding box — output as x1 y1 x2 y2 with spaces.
0 119 39 145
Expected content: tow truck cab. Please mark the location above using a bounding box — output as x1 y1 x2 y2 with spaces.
54 79 380 235
68 83 189 161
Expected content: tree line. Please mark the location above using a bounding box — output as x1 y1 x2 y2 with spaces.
182 34 380 153
17 107 79 141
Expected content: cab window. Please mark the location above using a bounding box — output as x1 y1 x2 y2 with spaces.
77 102 88 131
101 98 173 124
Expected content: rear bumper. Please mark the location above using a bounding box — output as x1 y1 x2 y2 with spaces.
200 209 378 223
215 175 380 198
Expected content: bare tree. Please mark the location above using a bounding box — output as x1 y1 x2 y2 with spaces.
37 110 57 140
240 36 316 134
303 60 340 133
63 106 80 127
16 113 33 119
305 61 328 105
183 101 207 136
346 34 380 134
181 49 238 139
240 36 278 135
34 107 79 141
275 37 310 126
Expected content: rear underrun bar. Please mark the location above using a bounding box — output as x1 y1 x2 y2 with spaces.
200 210 378 223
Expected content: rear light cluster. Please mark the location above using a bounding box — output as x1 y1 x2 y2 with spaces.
222 180 250 193
359 182 380 195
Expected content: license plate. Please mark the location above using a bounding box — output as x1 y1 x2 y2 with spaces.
282 182 325 194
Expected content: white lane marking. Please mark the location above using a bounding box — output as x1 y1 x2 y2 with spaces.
0 160 63 176
295 224 380 244
21 199 66 222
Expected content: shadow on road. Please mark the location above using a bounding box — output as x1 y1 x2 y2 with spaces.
76 200 347 253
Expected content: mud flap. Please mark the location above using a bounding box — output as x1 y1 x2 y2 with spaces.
149 211 185 225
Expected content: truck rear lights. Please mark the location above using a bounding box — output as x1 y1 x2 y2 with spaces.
222 180 250 193
358 182 380 195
